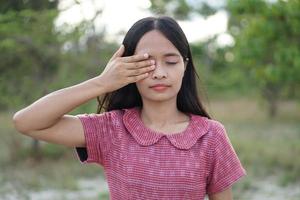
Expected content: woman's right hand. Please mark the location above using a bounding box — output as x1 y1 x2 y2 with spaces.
97 45 156 92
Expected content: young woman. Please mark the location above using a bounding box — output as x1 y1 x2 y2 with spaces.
13 16 246 200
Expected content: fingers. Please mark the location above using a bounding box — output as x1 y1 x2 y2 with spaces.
126 59 155 69
128 72 150 83
127 65 156 77
109 47 157 83
111 45 125 60
121 53 149 63
123 59 156 77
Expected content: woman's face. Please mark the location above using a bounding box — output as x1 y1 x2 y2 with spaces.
134 30 186 103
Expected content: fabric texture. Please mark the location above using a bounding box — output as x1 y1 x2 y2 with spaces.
75 107 246 200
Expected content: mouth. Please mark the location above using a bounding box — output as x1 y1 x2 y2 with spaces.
149 84 170 92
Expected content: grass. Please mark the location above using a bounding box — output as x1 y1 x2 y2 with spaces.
1 97 299 199
208 97 300 198
0 112 104 197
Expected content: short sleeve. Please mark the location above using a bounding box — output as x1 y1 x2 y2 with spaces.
75 111 120 166
206 121 246 194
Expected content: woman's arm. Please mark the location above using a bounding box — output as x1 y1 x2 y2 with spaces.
12 76 108 147
12 45 155 147
208 187 233 200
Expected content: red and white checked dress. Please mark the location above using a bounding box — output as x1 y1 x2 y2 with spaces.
75 107 246 200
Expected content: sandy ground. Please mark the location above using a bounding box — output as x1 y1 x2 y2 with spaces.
0 176 108 200
242 179 300 200
1 176 300 200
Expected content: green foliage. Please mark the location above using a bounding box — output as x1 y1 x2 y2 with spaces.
190 40 253 97
0 9 61 110
40 143 68 159
149 0 217 19
150 0 191 19
0 2 115 112
0 0 58 13
227 0 300 116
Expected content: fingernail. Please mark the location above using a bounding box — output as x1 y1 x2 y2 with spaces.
144 53 148 58
150 60 155 64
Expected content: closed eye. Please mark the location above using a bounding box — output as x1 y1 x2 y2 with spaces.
166 62 178 65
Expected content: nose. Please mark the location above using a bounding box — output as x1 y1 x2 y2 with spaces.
151 64 167 79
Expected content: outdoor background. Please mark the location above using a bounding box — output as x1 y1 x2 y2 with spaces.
0 0 300 199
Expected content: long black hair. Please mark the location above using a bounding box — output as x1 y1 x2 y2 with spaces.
97 16 211 119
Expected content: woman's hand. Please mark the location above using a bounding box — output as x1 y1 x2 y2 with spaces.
97 45 156 92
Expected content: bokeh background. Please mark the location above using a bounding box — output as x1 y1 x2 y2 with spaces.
1 0 300 199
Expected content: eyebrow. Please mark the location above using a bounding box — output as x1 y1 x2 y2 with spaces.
148 53 181 58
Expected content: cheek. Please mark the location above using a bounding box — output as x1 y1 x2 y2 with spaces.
173 68 185 89
172 67 185 81
172 62 185 75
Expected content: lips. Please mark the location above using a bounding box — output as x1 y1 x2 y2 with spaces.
149 84 170 88
149 84 170 92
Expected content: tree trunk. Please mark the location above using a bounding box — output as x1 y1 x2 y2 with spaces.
262 83 280 118
31 139 41 160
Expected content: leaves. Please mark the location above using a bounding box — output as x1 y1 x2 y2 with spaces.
227 0 300 116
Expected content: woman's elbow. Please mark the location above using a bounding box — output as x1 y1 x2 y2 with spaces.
12 111 30 134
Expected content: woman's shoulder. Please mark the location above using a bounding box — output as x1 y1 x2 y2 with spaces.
192 114 225 129
207 118 226 131
192 114 227 138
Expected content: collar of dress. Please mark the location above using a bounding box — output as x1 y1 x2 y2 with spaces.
122 107 211 150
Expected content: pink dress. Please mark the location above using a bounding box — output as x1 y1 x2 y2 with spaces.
75 107 246 200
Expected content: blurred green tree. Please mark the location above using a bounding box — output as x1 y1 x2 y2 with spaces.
0 0 61 159
227 0 300 117
0 0 110 111
0 0 58 12
0 0 111 159
149 0 218 19
0 0 60 110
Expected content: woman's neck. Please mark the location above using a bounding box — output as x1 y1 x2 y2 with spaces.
139 100 189 128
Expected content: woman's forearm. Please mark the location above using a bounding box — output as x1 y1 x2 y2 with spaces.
13 76 108 132
13 45 154 134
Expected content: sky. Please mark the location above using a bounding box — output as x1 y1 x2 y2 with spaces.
55 0 233 46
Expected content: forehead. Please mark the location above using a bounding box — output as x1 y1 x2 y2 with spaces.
135 30 180 57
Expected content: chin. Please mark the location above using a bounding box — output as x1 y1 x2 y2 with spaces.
148 97 171 102
142 93 177 102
